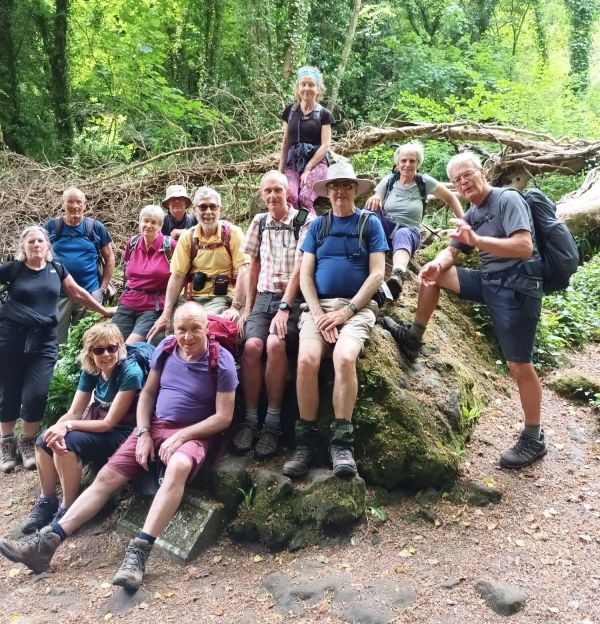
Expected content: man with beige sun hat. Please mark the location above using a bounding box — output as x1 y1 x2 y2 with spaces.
161 184 197 239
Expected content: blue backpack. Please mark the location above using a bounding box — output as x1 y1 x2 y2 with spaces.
118 342 156 384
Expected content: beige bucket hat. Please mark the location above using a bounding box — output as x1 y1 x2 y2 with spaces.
313 162 373 198
162 184 192 208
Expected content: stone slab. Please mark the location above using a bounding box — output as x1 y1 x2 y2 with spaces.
117 491 225 565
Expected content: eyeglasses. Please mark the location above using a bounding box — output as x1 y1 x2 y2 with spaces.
326 181 356 190
91 344 119 356
195 203 220 211
450 169 481 186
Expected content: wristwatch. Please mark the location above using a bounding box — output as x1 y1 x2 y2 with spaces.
231 301 243 310
279 302 292 312
347 302 358 316
136 426 150 436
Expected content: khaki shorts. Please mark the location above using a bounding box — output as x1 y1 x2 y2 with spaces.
299 298 376 348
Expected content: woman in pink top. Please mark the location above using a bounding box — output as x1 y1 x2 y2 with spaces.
113 205 177 344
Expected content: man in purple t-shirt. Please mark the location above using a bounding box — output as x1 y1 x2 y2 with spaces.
0 302 238 591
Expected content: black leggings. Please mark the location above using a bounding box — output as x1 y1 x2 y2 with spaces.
0 320 58 424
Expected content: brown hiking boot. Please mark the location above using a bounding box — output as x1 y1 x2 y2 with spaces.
0 436 18 473
0 526 61 573
330 445 357 477
112 537 153 591
282 447 315 479
255 427 280 460
17 436 37 471
231 423 257 455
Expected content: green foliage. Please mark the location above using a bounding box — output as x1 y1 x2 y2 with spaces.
43 313 102 427
366 506 388 522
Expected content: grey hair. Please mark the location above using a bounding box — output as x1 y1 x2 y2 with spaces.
193 187 221 206
446 152 483 178
394 142 425 167
139 204 165 224
16 226 53 262
260 170 289 189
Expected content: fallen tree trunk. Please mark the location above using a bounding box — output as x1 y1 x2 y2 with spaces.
556 167 600 235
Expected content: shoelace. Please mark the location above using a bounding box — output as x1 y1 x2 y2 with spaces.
120 545 146 572
333 448 353 462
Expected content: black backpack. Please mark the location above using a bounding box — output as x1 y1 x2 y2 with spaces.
521 189 579 293
256 207 310 261
383 170 427 214
315 209 374 252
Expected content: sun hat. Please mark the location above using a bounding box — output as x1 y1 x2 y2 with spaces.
162 184 192 209
312 162 373 198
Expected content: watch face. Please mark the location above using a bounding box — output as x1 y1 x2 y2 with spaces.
279 303 290 311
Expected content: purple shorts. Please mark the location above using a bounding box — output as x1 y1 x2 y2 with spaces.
375 209 421 256
106 418 213 482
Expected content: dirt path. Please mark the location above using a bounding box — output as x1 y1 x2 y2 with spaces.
1 346 599 624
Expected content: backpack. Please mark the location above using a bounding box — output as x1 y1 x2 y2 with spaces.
256 207 310 260
520 188 579 293
383 170 427 214
189 221 232 261
315 209 375 252
122 234 174 289
290 102 322 126
119 342 156 384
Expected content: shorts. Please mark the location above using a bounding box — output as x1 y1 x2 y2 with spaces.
177 296 231 316
298 298 376 349
37 425 133 465
105 418 213 482
244 292 302 355
113 305 160 341
457 267 541 363
375 209 421 256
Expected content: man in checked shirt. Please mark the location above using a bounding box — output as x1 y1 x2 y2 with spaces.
231 171 314 459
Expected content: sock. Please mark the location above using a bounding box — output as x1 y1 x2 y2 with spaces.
40 494 58 505
245 408 259 428
137 531 156 544
409 322 426 340
1 434 14 441
524 424 541 439
57 504 69 514
50 521 67 541
264 407 281 431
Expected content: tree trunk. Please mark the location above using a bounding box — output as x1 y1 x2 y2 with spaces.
328 0 361 114
0 0 23 153
557 168 600 235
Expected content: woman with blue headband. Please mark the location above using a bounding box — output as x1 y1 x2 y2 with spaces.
278 66 335 215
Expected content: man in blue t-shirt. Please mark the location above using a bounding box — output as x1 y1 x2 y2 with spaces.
44 187 115 344
0 303 238 591
382 151 546 470
282 162 388 480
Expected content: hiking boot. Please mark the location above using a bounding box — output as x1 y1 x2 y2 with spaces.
379 317 423 361
231 423 257 455
0 526 61 573
330 445 357 477
386 268 405 301
255 427 280 460
0 436 18 473
112 537 153 591
282 447 315 479
17 436 37 471
52 506 68 525
500 429 547 469
21 498 59 534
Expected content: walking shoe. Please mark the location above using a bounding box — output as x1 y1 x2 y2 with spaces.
0 436 18 473
0 526 61 573
386 268 405 301
500 429 547 469
379 317 423 361
112 537 153 591
17 436 37 471
282 447 315 479
21 498 59 534
52 506 68 525
231 423 257 455
255 427 280 460
330 445 357 477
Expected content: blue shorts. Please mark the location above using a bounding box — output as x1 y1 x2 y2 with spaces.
375 209 421 256
457 268 541 363
37 425 133 465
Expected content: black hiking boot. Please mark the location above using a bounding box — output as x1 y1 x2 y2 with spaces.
379 317 423 361
0 526 61 573
500 429 547 469
21 498 58 535
112 537 153 591
282 447 315 479
330 445 357 477
386 268 405 301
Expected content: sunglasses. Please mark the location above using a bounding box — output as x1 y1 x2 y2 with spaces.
91 344 119 356
195 203 220 211
326 181 356 190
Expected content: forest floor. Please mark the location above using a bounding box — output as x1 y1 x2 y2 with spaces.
0 345 599 624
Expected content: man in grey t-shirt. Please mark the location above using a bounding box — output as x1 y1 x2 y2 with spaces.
381 151 547 470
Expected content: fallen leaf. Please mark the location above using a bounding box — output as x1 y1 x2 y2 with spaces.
515 539 526 547
398 549 413 558
104 614 113 621
394 565 406 574
8 568 20 578
154 592 163 599
139 603 149 610
554 443 564 451
213 555 222 564
487 523 498 531
100 582 111 589
482 476 496 486
253 555 264 563
579 535 592 542
214 607 224 616
315 554 329 564
341 563 353 570
164 591 175 598
548 607 560 614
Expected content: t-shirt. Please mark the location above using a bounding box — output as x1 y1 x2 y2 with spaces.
170 221 250 298
161 212 197 236
301 209 388 298
44 217 112 293
151 337 238 425
374 172 438 227
78 359 144 408
451 188 539 273
282 104 335 147
0 260 68 318
119 233 177 312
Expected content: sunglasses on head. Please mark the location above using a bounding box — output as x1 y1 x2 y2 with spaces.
91 344 119 356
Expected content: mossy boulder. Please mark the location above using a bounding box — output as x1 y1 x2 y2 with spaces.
547 371 600 403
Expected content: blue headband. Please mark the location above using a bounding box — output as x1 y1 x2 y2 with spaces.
297 68 321 86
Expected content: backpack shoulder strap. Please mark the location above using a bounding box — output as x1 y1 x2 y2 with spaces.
257 213 269 260
50 217 64 240
124 234 142 264
163 236 174 261
220 222 232 258
414 173 427 212
155 337 178 370
6 260 24 284
316 211 332 248
208 338 221 375
290 102 299 114
383 170 400 207
189 228 198 272
357 211 374 251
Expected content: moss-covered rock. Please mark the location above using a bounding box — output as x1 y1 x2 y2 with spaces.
547 371 600 403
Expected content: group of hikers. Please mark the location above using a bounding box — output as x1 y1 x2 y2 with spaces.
0 66 550 591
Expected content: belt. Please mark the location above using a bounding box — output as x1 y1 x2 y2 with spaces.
124 287 165 312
